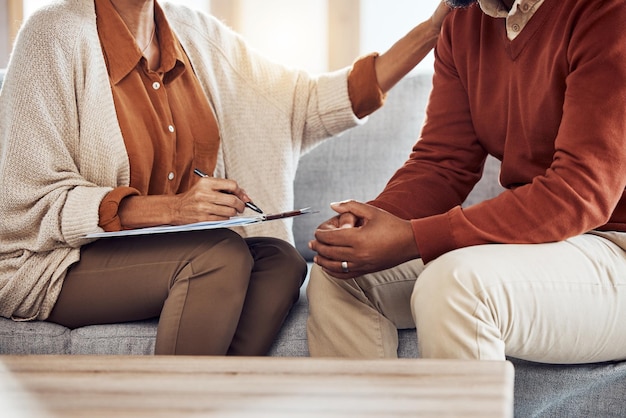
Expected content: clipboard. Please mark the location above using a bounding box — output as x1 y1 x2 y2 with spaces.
85 208 315 238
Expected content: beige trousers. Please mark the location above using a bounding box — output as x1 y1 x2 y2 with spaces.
307 233 626 363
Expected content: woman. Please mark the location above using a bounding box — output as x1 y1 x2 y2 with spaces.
0 0 449 355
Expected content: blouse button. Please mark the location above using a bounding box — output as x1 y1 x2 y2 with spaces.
168 125 175 133
152 82 161 90
168 172 175 181
511 24 521 32
522 3 530 11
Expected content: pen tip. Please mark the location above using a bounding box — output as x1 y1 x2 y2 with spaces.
246 202 263 214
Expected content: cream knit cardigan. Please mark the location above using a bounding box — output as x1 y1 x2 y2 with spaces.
0 0 363 320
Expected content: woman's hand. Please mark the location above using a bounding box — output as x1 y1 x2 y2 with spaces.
172 177 249 225
431 1 452 34
117 177 252 229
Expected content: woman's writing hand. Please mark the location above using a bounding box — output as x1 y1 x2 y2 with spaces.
172 177 249 224
116 177 253 229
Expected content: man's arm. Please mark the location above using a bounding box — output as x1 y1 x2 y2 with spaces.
309 201 419 279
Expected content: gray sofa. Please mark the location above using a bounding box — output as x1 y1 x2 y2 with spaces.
1 68 626 417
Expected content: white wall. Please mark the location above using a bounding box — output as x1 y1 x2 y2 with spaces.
22 0 210 18
237 0 328 73
18 0 442 73
0 0 9 68
360 0 441 71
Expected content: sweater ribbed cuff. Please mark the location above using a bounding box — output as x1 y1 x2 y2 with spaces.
411 212 456 264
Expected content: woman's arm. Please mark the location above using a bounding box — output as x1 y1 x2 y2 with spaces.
375 1 450 92
116 177 252 229
348 2 450 119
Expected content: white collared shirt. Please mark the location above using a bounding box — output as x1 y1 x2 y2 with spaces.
478 0 545 39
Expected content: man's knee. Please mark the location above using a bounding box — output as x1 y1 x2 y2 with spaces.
307 263 333 306
411 248 510 359
307 264 359 304
412 249 486 318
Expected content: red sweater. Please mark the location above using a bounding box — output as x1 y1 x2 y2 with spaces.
372 0 626 263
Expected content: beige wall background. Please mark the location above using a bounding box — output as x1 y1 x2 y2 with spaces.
1 0 22 67
0 0 359 70
0 0 439 72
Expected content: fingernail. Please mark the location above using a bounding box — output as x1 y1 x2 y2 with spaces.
331 200 351 206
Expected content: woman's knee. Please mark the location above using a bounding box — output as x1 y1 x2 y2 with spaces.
268 237 307 280
248 237 308 288
182 229 254 288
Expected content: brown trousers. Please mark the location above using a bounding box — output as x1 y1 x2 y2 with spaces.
47 229 307 356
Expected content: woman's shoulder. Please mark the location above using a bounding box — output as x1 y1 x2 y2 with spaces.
15 0 95 54
160 2 242 48
20 1 93 35
5 0 102 100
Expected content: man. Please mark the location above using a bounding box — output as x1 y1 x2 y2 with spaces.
307 0 626 364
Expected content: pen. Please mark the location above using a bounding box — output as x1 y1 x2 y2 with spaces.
193 168 264 214
263 208 312 221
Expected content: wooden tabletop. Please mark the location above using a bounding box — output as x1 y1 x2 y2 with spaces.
0 355 514 418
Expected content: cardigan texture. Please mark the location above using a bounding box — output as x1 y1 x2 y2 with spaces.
0 0 362 320
372 0 626 263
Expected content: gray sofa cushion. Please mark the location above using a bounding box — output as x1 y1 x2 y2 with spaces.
268 289 309 357
71 320 157 355
512 359 626 417
0 320 70 354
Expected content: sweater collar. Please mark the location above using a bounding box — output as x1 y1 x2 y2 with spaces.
478 0 544 18
478 0 545 40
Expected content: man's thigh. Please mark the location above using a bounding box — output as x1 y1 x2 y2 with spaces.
419 233 626 363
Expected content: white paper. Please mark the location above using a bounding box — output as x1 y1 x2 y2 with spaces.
85 208 313 238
